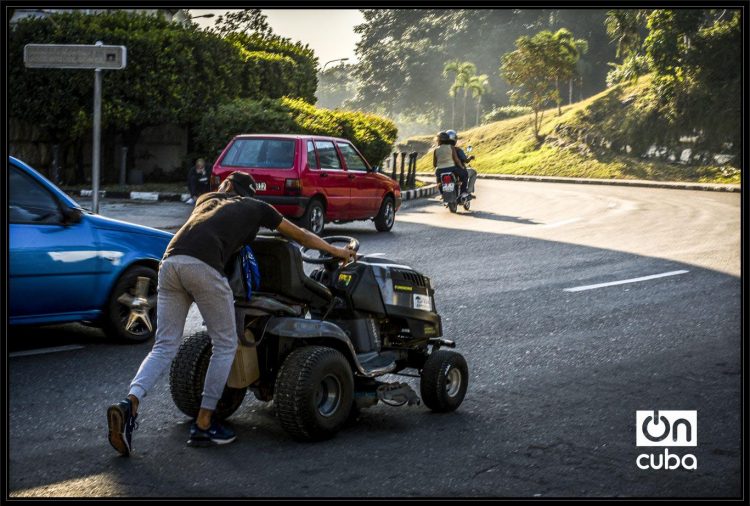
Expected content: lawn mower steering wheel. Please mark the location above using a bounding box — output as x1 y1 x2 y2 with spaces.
300 236 360 265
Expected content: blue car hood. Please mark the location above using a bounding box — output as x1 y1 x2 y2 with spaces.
87 213 174 241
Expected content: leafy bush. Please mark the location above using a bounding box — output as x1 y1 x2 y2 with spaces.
606 54 650 87
196 98 397 164
228 32 318 103
482 105 533 123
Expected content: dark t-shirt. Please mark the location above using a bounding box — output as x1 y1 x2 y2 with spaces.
456 147 468 163
164 192 283 275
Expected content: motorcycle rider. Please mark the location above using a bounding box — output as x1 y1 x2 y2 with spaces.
446 130 477 198
433 131 470 198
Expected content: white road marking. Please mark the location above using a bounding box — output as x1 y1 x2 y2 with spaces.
9 345 85 358
563 270 690 292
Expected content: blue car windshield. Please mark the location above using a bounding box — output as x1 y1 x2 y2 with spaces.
222 139 295 169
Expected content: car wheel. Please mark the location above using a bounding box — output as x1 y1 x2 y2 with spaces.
420 350 468 412
301 199 325 235
105 265 158 343
374 196 396 232
274 346 354 441
169 331 247 420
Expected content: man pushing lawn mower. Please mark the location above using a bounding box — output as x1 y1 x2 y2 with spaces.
107 171 355 455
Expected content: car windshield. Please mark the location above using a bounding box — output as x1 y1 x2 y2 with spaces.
222 139 296 168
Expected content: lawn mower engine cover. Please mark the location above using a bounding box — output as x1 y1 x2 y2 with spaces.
332 255 443 339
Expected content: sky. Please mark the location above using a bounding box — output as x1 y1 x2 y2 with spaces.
188 9 364 65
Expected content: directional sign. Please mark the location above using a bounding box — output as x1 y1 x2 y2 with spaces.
24 44 127 69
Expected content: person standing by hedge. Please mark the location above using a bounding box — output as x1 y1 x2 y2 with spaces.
186 158 210 205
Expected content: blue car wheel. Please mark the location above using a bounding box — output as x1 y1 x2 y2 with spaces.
105 265 158 343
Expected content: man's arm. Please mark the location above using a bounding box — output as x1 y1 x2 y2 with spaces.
277 219 356 262
452 147 465 169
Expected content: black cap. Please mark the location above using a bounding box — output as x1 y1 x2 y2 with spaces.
226 171 256 197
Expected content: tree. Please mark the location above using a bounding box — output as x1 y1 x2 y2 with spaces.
316 63 357 109
443 60 478 130
500 31 560 139
9 11 248 181
604 9 648 59
212 9 272 37
604 9 651 86
548 29 588 114
442 59 462 126
467 74 491 127
570 38 589 104
351 9 615 127
642 9 741 161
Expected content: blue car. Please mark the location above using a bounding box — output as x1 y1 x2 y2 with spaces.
9 156 173 342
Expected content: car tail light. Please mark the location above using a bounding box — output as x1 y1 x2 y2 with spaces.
285 178 302 196
211 175 222 191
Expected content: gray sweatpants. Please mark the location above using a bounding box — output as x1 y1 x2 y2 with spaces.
128 255 237 411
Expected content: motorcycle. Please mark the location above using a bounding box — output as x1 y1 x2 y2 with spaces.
439 146 476 213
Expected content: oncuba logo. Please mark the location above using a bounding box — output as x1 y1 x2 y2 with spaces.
636 410 697 470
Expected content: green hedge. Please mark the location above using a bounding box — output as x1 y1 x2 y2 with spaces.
196 97 398 165
228 32 318 103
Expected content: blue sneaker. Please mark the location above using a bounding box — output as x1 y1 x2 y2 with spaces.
187 419 236 447
107 398 138 456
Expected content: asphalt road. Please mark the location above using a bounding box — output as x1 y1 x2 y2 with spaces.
8 181 741 497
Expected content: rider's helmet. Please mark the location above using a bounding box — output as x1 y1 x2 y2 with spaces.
446 130 458 145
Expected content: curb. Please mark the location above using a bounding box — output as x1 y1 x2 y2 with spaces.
77 189 189 201
74 185 443 202
415 172 740 193
402 183 440 201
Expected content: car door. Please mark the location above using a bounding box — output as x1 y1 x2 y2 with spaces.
313 140 351 219
9 164 100 321
337 141 381 218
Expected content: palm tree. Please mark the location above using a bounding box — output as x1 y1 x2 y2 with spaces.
569 39 588 105
442 60 461 126
444 60 476 130
467 74 490 126
458 63 477 130
551 29 587 115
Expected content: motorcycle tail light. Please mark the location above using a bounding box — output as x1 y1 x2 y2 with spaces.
441 174 453 184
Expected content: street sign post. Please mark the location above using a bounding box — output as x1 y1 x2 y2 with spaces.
24 43 127 214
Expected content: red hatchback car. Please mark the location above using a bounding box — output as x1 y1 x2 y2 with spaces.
211 134 401 234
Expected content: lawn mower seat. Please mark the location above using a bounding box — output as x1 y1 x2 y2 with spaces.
247 236 332 308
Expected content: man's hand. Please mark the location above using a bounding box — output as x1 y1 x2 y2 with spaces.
277 219 357 264
330 245 357 265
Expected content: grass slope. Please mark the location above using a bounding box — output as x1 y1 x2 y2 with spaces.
414 77 740 184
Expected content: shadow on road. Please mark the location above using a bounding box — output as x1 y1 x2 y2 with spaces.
462 210 540 225
7 212 741 498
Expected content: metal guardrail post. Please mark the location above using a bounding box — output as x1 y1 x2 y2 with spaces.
407 152 417 187
399 152 406 186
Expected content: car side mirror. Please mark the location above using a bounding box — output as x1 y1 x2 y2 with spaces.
62 207 83 225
